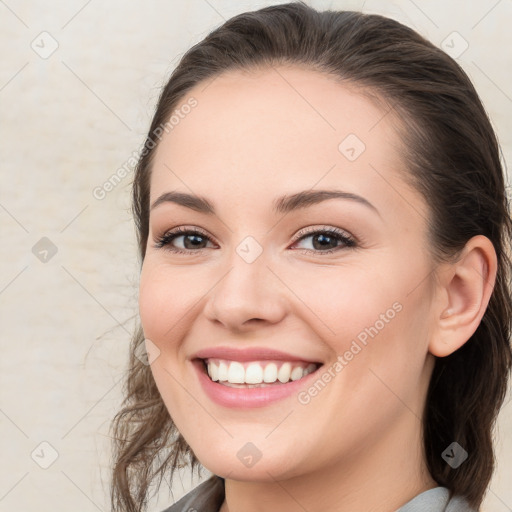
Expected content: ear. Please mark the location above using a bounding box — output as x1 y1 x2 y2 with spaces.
429 235 497 357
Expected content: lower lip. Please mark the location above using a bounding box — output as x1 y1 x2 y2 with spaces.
192 359 322 408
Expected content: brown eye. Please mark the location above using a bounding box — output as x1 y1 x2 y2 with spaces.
154 227 215 254
291 228 356 254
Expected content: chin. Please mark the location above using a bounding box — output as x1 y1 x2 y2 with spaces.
196 446 309 482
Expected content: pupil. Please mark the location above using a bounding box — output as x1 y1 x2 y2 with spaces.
185 234 205 249
313 234 336 250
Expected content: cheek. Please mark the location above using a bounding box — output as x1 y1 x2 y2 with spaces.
292 257 432 371
282 262 400 350
139 268 166 340
138 262 193 348
138 263 195 419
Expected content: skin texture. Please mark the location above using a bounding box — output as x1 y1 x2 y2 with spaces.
139 66 496 512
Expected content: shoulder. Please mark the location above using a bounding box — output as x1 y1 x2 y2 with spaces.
160 475 225 512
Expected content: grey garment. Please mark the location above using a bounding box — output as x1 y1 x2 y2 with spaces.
161 476 224 512
161 476 476 512
397 486 475 512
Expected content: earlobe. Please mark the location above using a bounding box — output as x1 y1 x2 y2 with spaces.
429 235 497 358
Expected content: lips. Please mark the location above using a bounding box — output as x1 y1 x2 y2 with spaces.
189 346 324 407
192 357 323 408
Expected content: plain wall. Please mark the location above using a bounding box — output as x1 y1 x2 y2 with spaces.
0 1 510 511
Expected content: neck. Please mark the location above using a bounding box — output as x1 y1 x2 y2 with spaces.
219 411 438 512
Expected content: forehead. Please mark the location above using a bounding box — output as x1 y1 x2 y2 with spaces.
150 65 415 217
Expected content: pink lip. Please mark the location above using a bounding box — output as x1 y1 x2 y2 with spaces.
192 359 323 409
190 346 322 364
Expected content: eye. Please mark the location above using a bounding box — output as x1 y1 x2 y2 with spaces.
290 226 356 255
153 225 356 255
153 226 215 254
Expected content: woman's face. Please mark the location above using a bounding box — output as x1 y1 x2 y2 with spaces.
139 66 439 480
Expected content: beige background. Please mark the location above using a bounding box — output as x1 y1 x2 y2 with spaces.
0 1 510 511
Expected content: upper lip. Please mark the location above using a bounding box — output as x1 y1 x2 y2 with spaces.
190 346 323 364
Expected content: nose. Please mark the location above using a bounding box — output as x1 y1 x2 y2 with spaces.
203 248 288 332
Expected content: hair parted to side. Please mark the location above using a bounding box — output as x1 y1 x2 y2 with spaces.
109 2 512 511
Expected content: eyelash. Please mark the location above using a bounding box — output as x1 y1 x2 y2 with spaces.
153 225 357 256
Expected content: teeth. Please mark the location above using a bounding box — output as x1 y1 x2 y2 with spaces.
278 362 291 383
263 363 278 383
218 361 228 382
227 361 245 383
207 360 219 381
245 363 263 384
204 359 318 385
290 366 304 381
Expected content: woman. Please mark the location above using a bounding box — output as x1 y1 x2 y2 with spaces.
110 2 512 511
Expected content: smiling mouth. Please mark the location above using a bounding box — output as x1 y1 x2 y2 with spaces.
198 358 323 388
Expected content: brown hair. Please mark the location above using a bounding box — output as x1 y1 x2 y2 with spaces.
109 2 512 511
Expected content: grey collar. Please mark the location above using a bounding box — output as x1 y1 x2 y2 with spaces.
162 476 476 512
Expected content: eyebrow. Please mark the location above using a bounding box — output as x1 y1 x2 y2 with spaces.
150 189 379 216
